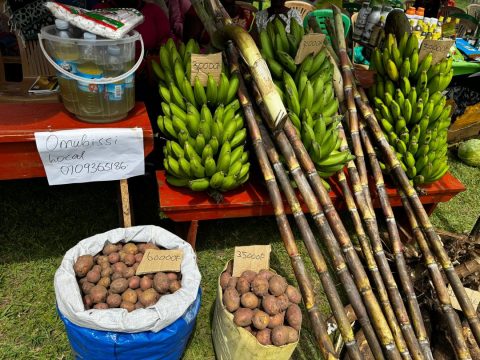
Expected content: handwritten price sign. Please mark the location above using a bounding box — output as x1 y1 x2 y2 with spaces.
136 249 184 275
190 52 222 86
418 39 454 65
295 33 326 64
232 245 271 277
34 128 144 185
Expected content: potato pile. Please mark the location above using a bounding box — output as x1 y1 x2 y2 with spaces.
74 242 182 311
221 267 302 346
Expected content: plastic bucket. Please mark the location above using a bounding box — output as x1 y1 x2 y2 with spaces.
39 25 144 123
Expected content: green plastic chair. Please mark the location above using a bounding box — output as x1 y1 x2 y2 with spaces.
303 9 351 43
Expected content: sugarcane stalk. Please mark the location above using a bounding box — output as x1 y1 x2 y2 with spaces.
355 85 480 349
225 42 338 359
330 10 374 215
335 125 411 359
331 7 431 359
258 113 363 360
249 81 397 360
358 121 434 359
397 181 472 359
356 90 472 359
226 40 361 360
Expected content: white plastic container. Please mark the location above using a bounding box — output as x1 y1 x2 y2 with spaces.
54 19 80 115
39 25 143 123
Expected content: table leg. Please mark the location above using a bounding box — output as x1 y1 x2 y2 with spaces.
174 220 199 249
424 203 438 216
119 179 133 227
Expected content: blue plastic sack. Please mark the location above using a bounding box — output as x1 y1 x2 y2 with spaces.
58 288 201 360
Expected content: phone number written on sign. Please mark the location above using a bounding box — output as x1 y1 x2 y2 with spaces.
60 161 128 176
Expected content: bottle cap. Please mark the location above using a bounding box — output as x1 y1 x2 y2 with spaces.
55 19 69 30
108 45 121 56
84 32 97 40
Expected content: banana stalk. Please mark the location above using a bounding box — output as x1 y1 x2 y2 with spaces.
249 78 394 359
355 84 480 351
222 25 288 131
225 42 338 359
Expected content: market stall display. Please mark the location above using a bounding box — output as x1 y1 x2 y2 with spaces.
3 0 479 358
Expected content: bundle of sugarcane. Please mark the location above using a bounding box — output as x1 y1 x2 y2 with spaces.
151 39 249 192
258 18 351 179
329 5 480 357
368 33 452 185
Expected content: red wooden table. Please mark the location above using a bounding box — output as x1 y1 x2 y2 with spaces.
0 102 154 180
157 170 465 247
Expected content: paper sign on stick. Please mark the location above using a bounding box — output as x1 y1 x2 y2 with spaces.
190 52 222 86
418 39 454 65
34 128 144 185
232 245 271 277
295 33 326 64
447 285 480 311
136 249 184 275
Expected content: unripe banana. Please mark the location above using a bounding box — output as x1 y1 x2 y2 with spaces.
226 74 240 104
188 178 210 191
206 74 218 105
209 171 225 189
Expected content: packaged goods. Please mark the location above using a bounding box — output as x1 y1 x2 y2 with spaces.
45 2 144 40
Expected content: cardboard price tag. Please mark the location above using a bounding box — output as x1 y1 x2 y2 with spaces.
190 52 222 86
295 33 326 64
447 285 480 311
232 245 271 277
418 39 454 65
136 249 183 275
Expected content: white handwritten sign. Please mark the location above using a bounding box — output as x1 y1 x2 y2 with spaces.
190 52 222 86
136 249 183 274
295 33 326 64
232 245 271 277
34 128 144 185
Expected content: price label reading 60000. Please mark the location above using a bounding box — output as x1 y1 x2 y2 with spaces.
232 245 271 277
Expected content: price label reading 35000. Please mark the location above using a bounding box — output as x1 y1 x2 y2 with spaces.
236 251 266 260
232 245 271 277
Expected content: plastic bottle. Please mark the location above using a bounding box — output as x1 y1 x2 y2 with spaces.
362 5 381 43
369 15 385 47
406 7 417 28
103 45 127 120
380 5 393 20
76 32 105 121
54 19 80 114
353 2 372 41
416 7 425 21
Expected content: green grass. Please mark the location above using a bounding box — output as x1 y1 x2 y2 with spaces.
0 153 478 359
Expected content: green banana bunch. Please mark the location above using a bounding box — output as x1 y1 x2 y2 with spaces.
259 17 349 179
368 32 452 185
155 39 249 192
